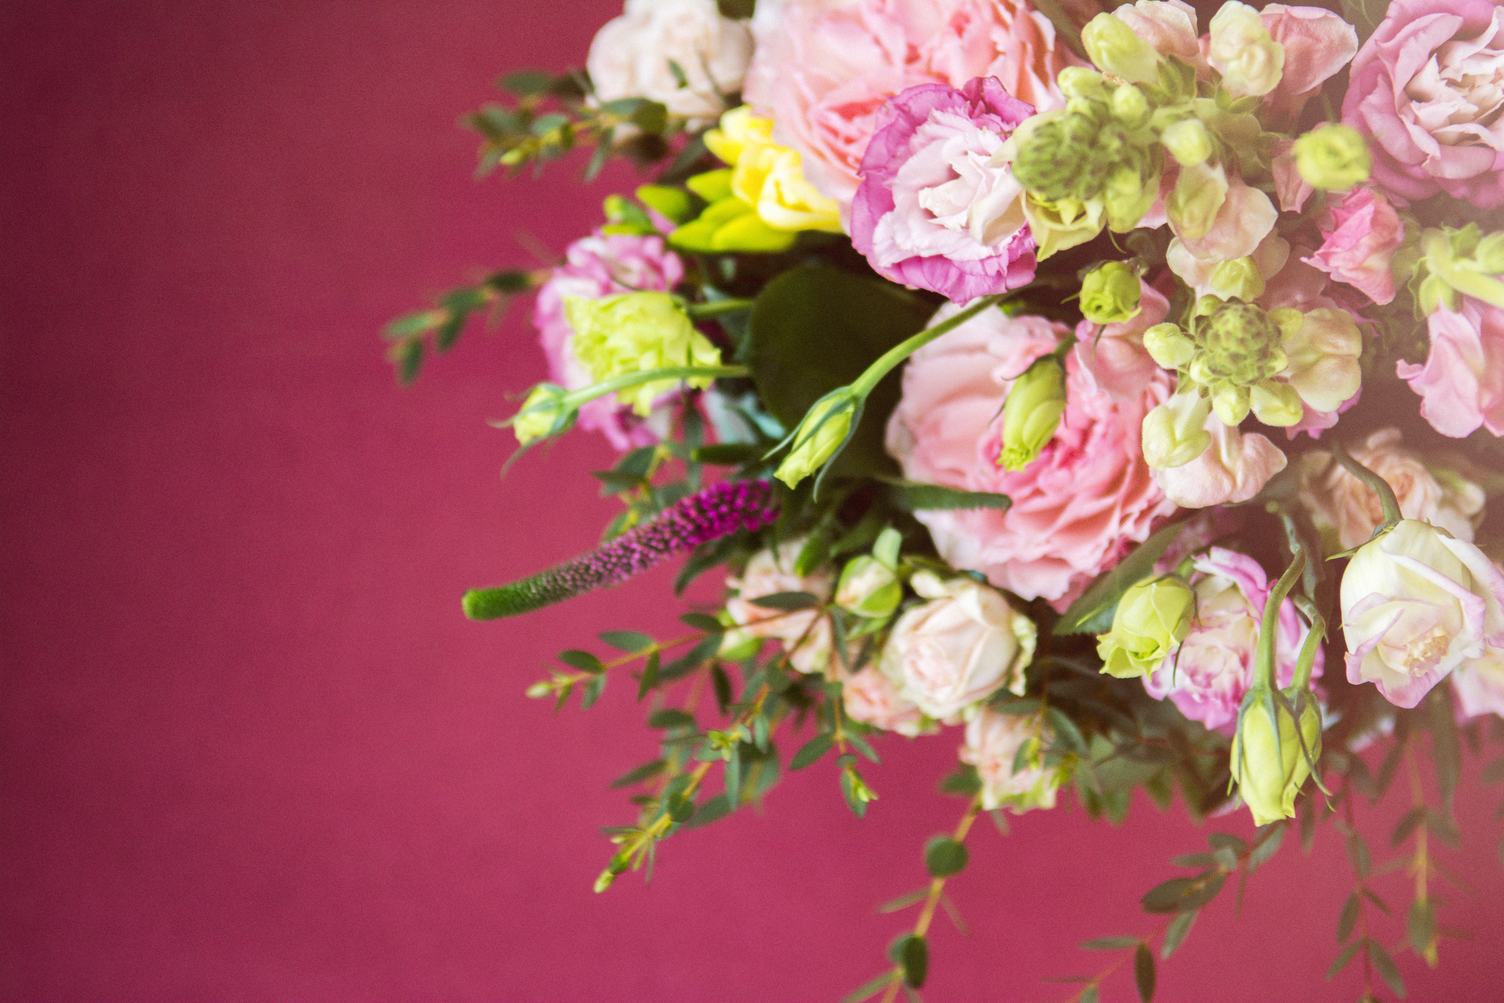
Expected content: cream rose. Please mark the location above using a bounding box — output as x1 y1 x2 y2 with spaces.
958 709 1061 813
842 666 932 737
880 572 1037 720
1341 520 1504 708
725 539 840 675
587 0 753 124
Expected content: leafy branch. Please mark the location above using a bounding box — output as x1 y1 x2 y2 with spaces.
384 269 537 384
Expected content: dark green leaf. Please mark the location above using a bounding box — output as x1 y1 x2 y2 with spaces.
747 591 820 611
1141 874 1226 914
1368 941 1406 998
924 836 968 878
648 708 696 730
393 339 425 385
666 794 695 823
500 70 556 95
579 674 606 710
1247 824 1285 872
1347 832 1371 879
886 481 1012 512
790 733 834 771
599 630 654 653
1392 806 1428 847
1081 936 1140 951
842 971 896 1003
899 934 928 989
1161 911 1196 960
847 733 881 764
637 652 660 701
711 664 733 714
1337 893 1359 943
939 766 981 797
683 793 732 829
1407 900 1435 958
609 759 666 789
1134 943 1156 1002
1055 520 1189 636
679 612 724 632
1326 938 1363 980
716 0 757 17
559 649 605 673
1081 987 1100 1003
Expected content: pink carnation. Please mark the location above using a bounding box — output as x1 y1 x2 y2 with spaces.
1398 298 1504 438
1304 187 1406 306
885 303 1175 607
851 78 1036 303
1342 0 1504 209
744 0 1075 206
533 231 685 450
1144 548 1323 731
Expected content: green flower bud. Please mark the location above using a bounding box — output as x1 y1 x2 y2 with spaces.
1167 161 1229 241
511 383 576 445
1103 163 1159 233
1096 577 1195 679
1022 195 1108 261
835 556 902 619
1058 66 1109 103
1080 261 1143 324
1230 689 1322 826
998 358 1067 471
1141 388 1212 469
1011 111 1111 202
1110 83 1150 128
1292 123 1371 192
1143 323 1196 370
1083 12 1163 85
1208 257 1266 302
775 390 858 488
1414 225 1504 313
1160 118 1214 167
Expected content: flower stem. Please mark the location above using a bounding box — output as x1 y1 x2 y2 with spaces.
561 364 750 410
1333 442 1403 530
685 298 756 320
1256 547 1306 692
851 294 1010 398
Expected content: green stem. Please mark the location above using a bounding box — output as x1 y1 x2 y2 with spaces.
1256 548 1306 692
851 293 1010 397
1333 442 1403 529
1290 594 1326 692
685 298 756 320
559 364 750 410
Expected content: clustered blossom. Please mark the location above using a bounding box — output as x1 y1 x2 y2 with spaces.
725 539 843 676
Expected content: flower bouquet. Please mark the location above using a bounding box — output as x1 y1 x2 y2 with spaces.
390 0 1504 997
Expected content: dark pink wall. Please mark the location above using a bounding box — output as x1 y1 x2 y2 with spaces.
3 2 1502 1000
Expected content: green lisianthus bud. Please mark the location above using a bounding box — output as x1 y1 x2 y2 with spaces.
835 556 902 619
1141 388 1212 469
1096 576 1194 679
511 383 576 445
998 358 1067 471
775 391 858 488
1080 261 1143 324
1292 124 1371 192
1082 13 1163 85
1230 689 1323 826
1110 84 1150 128
564 291 722 415
1160 118 1214 167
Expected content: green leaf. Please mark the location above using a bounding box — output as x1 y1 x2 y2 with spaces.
747 266 932 480
886 481 1012 512
500 70 556 95
679 612 725 632
392 339 425 386
1407 899 1435 958
1337 893 1359 943
636 652 660 701
599 630 654 653
1368 941 1406 998
747 591 821 611
1347 832 1371 879
609 759 666 789
682 793 732 829
898 934 928 989
924 836 968 878
790 733 834 771
842 971 896 1003
648 708 696 730
1141 874 1226 914
579 674 606 710
1134 943 1156 1002
1392 806 1428 846
716 0 757 17
1081 987 1101 1003
1247 825 1285 871
847 732 881 764
1055 520 1188 635
1161 911 1196 960
559 649 605 673
878 888 929 914
1081 937 1140 951
1326 938 1364 980
666 794 695 823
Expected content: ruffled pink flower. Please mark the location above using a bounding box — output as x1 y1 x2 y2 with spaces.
533 231 685 450
851 78 1036 303
1259 5 1360 122
1145 548 1322 731
886 304 1175 607
1342 0 1504 209
744 0 1076 206
1398 299 1504 437
1304 187 1406 306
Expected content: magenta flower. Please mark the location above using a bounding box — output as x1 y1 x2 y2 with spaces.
851 77 1037 304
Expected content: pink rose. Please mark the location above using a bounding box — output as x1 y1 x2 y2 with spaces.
533 230 685 450
1342 0 1504 209
1259 5 1359 122
1145 548 1322 731
1398 299 1504 438
744 0 1075 206
885 304 1175 606
1304 187 1406 306
843 666 933 736
1298 427 1486 551
851 78 1036 303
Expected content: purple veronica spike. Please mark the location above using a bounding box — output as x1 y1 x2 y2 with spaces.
463 480 778 620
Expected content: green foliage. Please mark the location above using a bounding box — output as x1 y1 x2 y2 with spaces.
384 270 534 384
923 836 968 878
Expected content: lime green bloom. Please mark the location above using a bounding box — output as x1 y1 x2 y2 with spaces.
1022 194 1107 260
1096 577 1195 679
564 292 721 415
1080 261 1142 324
998 358 1067 471
1167 161 1229 241
1160 118 1214 168
1231 689 1322 826
1208 257 1266 302
1292 124 1371 192
511 383 575 446
1414 225 1504 313
775 391 858 488
1083 12 1163 86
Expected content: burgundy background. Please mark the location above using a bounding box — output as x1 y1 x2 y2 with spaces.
3 2 1503 1000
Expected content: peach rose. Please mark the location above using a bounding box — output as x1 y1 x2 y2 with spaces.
842 666 933 736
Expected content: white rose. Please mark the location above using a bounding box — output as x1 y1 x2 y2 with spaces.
842 666 931 737
587 0 753 124
880 572 1036 721
958 709 1060 813
1341 520 1504 709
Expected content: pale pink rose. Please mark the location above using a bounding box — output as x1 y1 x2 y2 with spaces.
1452 657 1504 719
886 304 1176 606
533 231 685 450
843 666 933 736
1304 187 1406 306
726 539 841 675
958 709 1060 812
587 0 753 124
744 0 1076 205
1342 520 1504 709
1259 5 1360 122
851 77 1036 302
1111 0 1201 62
880 572 1037 720
1398 299 1504 438
1155 418 1287 509
1342 0 1504 209
1145 548 1322 731
1298 427 1486 551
